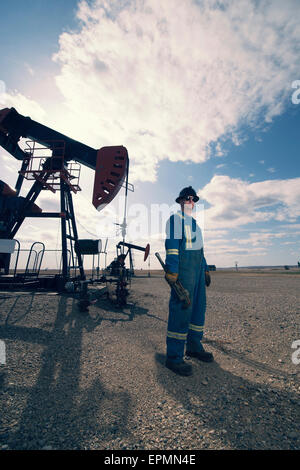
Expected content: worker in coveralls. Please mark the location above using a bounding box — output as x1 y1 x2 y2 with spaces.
165 186 213 376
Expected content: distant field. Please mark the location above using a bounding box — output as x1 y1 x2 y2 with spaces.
8 267 300 278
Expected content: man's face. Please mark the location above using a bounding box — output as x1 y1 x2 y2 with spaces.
180 196 195 213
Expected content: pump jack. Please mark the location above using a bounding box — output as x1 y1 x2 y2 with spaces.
0 106 129 292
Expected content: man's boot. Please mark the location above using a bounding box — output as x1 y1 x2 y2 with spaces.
165 359 193 376
185 349 214 362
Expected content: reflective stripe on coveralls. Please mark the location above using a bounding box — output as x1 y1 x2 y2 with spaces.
166 246 206 363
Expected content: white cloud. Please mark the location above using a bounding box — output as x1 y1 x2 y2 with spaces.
198 174 300 230
216 163 226 169
2 92 46 123
24 63 35 77
232 231 286 247
50 0 300 182
204 228 229 239
279 224 300 231
204 237 268 266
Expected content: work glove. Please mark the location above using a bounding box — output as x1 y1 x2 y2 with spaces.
165 271 178 284
205 271 211 287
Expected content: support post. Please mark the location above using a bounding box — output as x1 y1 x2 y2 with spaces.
60 178 68 281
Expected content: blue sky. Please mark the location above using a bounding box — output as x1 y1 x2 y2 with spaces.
1 0 300 269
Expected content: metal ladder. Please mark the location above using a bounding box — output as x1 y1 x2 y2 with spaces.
60 180 85 281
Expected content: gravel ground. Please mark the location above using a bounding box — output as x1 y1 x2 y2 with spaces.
0 271 299 451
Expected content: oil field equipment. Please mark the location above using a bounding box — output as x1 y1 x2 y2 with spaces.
0 106 148 300
116 241 150 276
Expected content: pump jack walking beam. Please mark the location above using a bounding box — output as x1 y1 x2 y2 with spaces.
0 107 129 218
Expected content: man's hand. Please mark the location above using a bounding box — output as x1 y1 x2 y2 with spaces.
165 271 178 284
205 271 211 287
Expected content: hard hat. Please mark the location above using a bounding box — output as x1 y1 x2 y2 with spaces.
175 186 199 203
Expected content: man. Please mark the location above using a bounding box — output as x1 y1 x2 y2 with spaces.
108 253 126 276
164 186 213 376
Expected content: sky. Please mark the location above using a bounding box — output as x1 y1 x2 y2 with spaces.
0 0 300 270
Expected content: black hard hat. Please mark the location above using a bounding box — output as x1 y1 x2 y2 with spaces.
175 186 199 203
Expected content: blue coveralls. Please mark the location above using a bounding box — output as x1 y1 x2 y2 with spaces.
165 210 209 364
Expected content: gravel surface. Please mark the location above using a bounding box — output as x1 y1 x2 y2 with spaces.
0 271 299 450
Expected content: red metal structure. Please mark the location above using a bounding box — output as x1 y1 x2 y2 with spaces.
92 145 128 211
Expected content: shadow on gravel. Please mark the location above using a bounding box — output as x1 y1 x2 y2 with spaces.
91 297 165 324
202 338 297 380
1 295 132 450
1 293 36 326
154 352 299 450
0 293 51 345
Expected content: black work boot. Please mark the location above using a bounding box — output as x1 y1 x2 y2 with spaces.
165 359 193 376
185 349 214 362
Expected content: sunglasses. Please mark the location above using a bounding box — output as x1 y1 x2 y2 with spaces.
184 196 197 202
